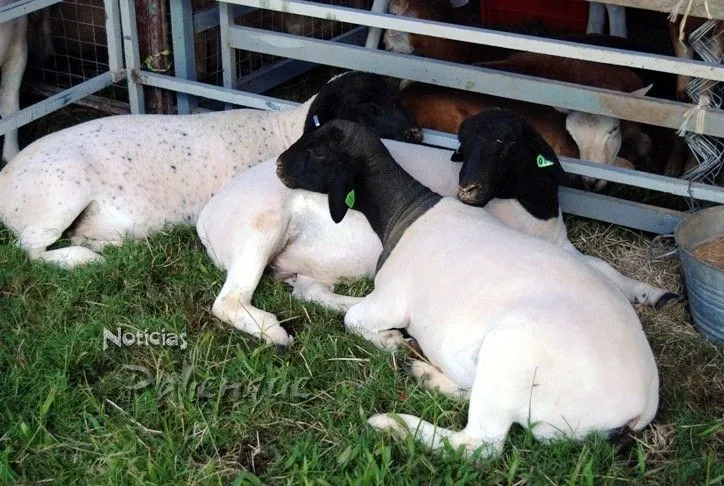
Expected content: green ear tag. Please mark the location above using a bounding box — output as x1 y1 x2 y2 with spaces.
536 154 555 168
345 190 356 209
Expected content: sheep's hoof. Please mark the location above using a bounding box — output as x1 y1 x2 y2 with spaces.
275 344 290 354
654 292 684 310
367 413 405 434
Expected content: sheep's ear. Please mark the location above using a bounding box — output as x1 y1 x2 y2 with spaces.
530 131 566 185
450 147 464 162
516 130 565 220
613 156 635 169
305 89 342 132
630 84 653 97
553 106 571 114
328 171 355 223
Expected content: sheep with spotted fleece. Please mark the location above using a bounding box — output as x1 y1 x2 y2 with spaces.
0 72 421 268
275 118 659 457
197 109 677 346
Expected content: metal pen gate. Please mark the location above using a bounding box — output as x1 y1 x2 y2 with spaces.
0 0 125 144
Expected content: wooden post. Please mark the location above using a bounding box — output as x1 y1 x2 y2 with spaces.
134 0 173 113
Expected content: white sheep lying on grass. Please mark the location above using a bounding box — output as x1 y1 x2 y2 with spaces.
275 118 658 457
0 72 421 268
197 109 678 346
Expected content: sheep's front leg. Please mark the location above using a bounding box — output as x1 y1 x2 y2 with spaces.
605 4 627 38
288 274 363 312
0 17 28 164
212 259 293 347
344 289 408 350
586 2 606 34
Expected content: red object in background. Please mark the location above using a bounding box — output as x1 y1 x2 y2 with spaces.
480 0 590 34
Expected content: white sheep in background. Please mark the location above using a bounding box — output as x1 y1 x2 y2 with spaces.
275 118 658 457
0 72 421 268
197 109 678 346
0 5 28 165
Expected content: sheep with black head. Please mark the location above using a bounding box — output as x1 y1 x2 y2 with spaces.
276 118 659 457
454 109 680 308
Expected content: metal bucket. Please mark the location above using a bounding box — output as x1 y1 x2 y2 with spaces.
675 205 724 345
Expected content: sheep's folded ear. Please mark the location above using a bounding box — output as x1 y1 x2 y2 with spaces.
328 170 355 223
530 131 566 185
450 148 464 162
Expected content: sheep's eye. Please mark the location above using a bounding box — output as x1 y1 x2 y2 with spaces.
609 126 620 135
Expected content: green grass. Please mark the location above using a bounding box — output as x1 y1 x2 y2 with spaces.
1 79 722 484
1 223 722 485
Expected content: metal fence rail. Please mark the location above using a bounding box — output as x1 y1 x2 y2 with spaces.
170 0 371 114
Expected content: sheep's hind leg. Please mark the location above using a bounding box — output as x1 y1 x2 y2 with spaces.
21 229 103 267
560 242 681 309
369 336 516 457
288 274 363 312
405 359 469 399
17 199 105 268
580 254 681 309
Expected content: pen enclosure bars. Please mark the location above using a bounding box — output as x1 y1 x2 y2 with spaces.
151 0 724 234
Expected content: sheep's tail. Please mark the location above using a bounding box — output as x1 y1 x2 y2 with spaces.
367 413 491 456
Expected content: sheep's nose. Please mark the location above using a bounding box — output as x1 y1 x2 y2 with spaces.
404 127 423 143
457 183 485 205
582 176 607 192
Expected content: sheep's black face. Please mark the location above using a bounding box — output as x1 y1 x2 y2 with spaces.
277 124 344 192
279 120 377 224
455 109 566 220
305 72 423 143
